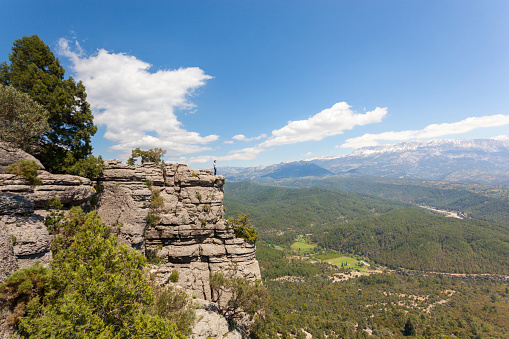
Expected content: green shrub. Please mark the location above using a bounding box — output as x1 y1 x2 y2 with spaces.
15 210 184 338
210 266 269 325
62 152 104 179
226 214 258 243
6 159 42 186
147 186 164 228
147 285 195 336
169 270 179 283
0 264 51 326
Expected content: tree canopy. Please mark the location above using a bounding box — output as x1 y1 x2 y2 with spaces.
127 147 167 165
0 84 50 152
0 35 97 171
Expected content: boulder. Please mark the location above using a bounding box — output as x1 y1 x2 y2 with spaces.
0 141 44 173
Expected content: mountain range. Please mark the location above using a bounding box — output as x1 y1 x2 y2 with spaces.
221 139 509 185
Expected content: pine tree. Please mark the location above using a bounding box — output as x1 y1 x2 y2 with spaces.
1 35 96 171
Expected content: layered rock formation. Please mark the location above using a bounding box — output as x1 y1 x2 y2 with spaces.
97 160 261 300
1 147 261 338
0 144 95 274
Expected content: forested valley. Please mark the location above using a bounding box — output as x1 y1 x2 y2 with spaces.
225 181 509 338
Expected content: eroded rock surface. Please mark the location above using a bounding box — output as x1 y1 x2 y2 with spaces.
98 160 261 300
0 171 94 269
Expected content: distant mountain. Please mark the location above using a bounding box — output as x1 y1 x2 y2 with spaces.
261 162 333 179
221 139 509 185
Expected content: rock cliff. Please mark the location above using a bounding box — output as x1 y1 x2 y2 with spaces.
1 144 261 338
97 160 261 300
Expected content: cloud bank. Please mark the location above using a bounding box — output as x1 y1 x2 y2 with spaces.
58 38 217 156
260 102 387 147
182 102 387 164
341 114 509 149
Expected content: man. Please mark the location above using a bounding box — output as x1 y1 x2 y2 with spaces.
213 160 217 175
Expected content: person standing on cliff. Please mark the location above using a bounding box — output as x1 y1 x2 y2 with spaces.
213 160 217 175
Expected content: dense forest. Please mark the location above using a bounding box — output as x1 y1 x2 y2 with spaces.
268 175 509 227
252 243 509 338
225 182 509 274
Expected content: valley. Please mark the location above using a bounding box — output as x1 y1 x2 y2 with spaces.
225 179 509 338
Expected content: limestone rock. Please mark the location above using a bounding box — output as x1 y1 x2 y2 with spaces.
98 161 261 301
0 192 34 215
0 141 44 172
2 212 52 269
0 223 16 283
191 300 243 339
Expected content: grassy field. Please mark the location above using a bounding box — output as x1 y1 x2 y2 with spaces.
318 255 369 272
290 241 316 252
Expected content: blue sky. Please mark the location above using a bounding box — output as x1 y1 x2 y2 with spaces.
1 1 508 169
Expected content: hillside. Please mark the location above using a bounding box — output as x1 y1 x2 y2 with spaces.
224 182 509 274
224 181 408 244
270 175 509 227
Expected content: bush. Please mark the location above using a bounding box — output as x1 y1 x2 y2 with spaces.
6 159 42 186
0 265 51 326
227 214 258 243
210 265 269 325
15 210 184 338
62 152 104 179
148 285 196 336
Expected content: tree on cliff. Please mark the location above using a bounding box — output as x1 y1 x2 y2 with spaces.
0 84 50 153
0 35 97 171
127 147 167 165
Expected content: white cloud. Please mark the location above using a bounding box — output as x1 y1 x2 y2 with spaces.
341 114 509 148
185 146 264 164
492 134 509 140
232 133 267 142
186 102 386 164
58 38 217 157
223 140 235 144
260 102 387 147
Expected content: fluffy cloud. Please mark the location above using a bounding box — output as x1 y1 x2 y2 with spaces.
492 134 509 140
260 102 387 147
341 114 509 149
232 133 267 142
58 38 217 157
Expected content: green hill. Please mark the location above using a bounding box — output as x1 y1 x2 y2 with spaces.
314 207 509 274
224 181 408 245
224 182 509 274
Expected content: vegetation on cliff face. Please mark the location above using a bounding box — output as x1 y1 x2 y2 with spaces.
1 208 189 338
6 160 42 186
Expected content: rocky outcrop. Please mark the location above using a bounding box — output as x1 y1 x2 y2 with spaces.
0 225 16 283
0 141 43 173
0 149 261 338
97 160 261 300
0 150 94 269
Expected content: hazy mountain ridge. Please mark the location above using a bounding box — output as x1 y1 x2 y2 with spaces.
221 139 509 185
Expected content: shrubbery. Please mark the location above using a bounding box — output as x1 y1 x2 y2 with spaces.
127 147 167 165
1 209 188 338
6 159 42 186
226 214 258 243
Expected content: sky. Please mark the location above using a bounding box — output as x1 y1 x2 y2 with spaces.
1 1 509 169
